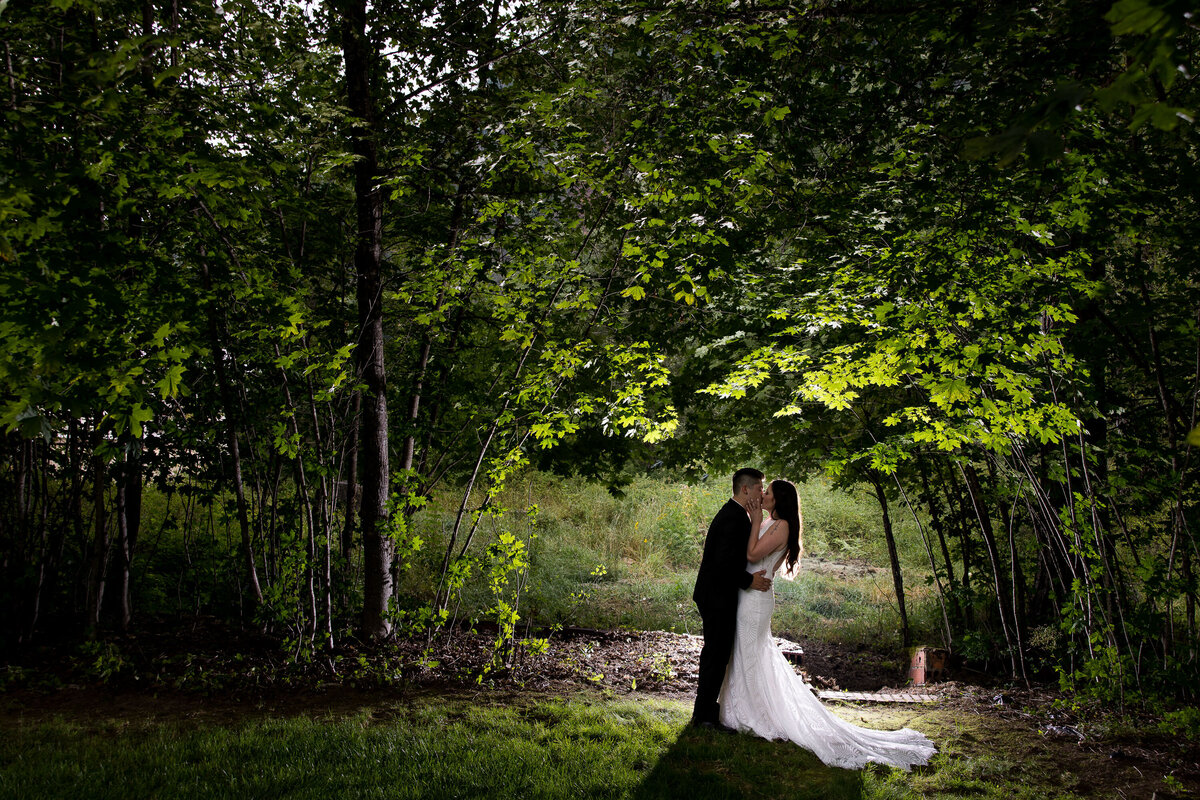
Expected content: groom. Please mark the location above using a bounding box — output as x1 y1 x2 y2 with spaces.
691 467 772 731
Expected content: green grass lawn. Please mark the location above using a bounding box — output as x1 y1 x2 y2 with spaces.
2 690 1178 800
0 694 856 800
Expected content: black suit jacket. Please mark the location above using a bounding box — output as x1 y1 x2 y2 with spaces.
692 499 754 611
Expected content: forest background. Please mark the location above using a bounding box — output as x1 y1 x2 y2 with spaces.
1 0 1198 711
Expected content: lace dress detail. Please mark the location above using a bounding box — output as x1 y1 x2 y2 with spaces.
718 520 936 771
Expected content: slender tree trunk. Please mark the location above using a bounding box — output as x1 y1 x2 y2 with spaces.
273 346 319 645
868 471 909 649
1185 543 1196 663
85 451 109 636
941 471 977 628
960 463 1019 677
9 437 32 634
891 470 952 649
116 445 131 630
920 456 960 625
14 435 28 541
23 440 46 642
199 256 264 612
5 42 17 109
401 336 432 477
341 390 360 561
987 457 1028 683
340 0 391 639
302 364 335 651
113 438 144 631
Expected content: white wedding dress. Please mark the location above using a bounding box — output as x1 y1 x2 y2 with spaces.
718 520 936 771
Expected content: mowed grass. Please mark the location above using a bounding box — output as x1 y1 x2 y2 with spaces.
0 694 866 800
1 691 1149 800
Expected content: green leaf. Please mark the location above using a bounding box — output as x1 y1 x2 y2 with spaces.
931 378 972 408
152 323 173 347
156 364 186 400
128 403 154 439
1187 425 1200 448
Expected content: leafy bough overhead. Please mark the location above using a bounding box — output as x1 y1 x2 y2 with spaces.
664 0 1200 697
706 248 1096 461
1 0 1197 701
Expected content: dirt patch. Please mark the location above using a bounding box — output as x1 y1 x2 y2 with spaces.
803 556 886 579
0 623 975 715
0 625 923 722
921 684 1200 799
385 627 909 696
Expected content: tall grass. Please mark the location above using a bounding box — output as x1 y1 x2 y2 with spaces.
120 468 943 653
405 472 944 653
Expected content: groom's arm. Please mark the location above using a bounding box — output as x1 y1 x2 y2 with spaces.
714 508 755 591
722 507 771 592
731 533 772 591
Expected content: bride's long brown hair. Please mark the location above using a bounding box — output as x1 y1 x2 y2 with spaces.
770 480 803 573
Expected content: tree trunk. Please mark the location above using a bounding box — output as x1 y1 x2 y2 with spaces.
85 451 109 636
341 390 360 561
960 463 1019 677
919 456 960 626
272 344 320 645
1185 543 1196 663
340 0 392 639
199 255 264 613
868 472 909 649
955 507 972 601
987 456 1028 684
302 365 335 650
114 443 141 633
11 436 31 633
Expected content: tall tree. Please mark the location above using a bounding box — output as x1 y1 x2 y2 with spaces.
335 0 393 639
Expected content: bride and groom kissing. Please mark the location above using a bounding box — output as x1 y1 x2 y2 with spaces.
690 468 935 771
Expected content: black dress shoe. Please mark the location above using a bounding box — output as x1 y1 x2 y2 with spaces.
691 719 737 734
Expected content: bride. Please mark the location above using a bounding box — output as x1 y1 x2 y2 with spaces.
718 479 936 771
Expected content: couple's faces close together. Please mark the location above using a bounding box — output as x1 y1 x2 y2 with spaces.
742 480 776 514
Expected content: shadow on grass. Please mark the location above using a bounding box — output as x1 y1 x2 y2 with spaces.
631 724 866 800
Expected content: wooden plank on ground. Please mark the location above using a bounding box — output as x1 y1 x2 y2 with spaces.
817 690 940 704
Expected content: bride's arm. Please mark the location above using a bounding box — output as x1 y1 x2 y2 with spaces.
747 520 788 561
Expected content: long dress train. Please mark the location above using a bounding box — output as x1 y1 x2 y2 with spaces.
718 520 936 771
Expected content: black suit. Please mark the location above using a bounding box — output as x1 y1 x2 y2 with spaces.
691 498 754 724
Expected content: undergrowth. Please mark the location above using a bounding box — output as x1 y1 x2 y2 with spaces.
404 471 942 654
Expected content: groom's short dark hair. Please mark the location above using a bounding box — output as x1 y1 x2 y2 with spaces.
732 468 764 496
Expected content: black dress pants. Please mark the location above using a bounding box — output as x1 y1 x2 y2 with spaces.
692 601 737 723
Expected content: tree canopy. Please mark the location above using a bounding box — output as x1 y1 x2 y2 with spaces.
2 0 1197 702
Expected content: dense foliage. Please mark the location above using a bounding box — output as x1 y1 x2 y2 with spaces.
1 0 1196 702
